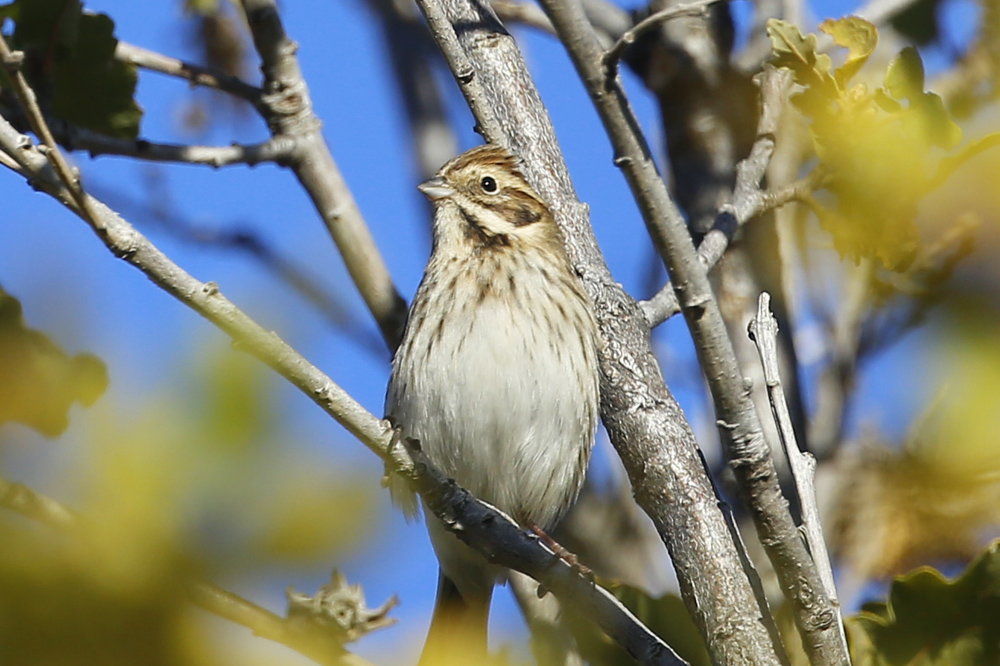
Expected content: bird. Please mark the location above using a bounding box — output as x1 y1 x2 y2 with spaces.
385 144 601 664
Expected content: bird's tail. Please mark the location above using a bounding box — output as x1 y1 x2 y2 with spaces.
418 570 492 666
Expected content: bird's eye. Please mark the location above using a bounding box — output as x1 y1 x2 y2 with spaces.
480 176 498 193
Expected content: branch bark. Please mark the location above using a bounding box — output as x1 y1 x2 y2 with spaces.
749 293 847 657
527 2 849 664
115 41 262 103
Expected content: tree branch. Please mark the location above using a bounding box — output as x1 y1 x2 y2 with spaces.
640 66 798 327
239 0 407 349
34 114 295 166
601 0 721 76
748 293 846 655
115 41 263 103
0 106 687 666
410 0 786 664
531 2 848 664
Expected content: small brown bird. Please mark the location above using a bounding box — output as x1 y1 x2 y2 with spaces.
385 144 600 663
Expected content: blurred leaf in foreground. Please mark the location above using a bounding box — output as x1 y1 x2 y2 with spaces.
4 0 142 138
849 540 1000 666
0 288 107 437
767 18 994 272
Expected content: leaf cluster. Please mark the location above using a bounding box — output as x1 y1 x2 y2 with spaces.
0 288 107 436
0 0 141 138
767 17 966 271
849 541 1000 666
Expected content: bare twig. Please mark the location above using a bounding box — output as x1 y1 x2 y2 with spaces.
35 114 295 166
641 170 822 326
748 293 845 652
640 69 803 328
115 41 262 103
0 107 688 666
534 0 848 663
602 0 721 75
0 478 77 532
239 0 407 349
0 34 93 219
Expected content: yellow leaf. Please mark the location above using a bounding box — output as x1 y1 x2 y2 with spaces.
819 16 877 88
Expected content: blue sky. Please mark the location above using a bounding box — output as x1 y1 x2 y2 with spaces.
0 0 978 662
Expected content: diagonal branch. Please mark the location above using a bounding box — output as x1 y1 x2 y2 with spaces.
530 1 848 664
239 0 406 350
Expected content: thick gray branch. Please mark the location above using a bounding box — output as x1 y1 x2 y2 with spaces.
411 1 784 664
531 2 848 664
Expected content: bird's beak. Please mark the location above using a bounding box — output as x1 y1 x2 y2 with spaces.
417 177 454 201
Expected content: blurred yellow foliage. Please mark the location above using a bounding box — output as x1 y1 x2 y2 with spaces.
828 310 1000 586
0 340 380 663
767 17 984 271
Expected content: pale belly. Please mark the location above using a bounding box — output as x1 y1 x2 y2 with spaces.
393 296 594 529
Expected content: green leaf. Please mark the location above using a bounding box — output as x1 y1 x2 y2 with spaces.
911 92 962 150
11 0 142 139
820 16 878 89
885 46 925 101
767 19 838 97
850 541 1000 666
0 2 19 21
0 288 108 437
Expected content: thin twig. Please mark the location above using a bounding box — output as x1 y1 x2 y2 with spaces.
535 0 848 663
748 293 847 656
0 109 688 666
33 113 295 166
115 41 262 103
0 34 93 219
640 68 805 327
602 0 722 75
640 170 822 326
